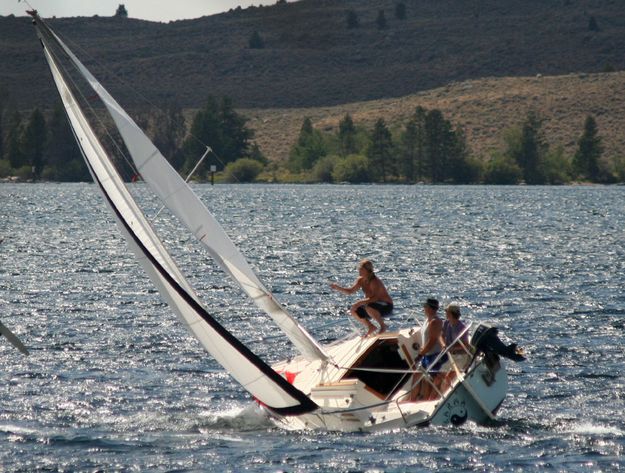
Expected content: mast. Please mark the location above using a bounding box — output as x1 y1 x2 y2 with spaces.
38 15 327 362
29 11 317 416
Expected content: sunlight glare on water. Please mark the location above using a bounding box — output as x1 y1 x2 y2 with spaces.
1 183 624 471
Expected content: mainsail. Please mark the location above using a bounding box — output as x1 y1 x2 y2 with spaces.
31 12 317 416
43 24 327 362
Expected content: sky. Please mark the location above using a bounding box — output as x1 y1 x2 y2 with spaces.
0 0 270 23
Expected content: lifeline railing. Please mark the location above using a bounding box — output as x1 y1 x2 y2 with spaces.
393 321 474 422
318 322 474 418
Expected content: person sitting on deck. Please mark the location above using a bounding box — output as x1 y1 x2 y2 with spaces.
329 259 393 337
438 302 471 392
442 303 469 354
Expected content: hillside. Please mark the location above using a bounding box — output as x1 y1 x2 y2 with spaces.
1 0 624 111
244 71 625 162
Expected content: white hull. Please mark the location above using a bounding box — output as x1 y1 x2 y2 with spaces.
269 325 509 432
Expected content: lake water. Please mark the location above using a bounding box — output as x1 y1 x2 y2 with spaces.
1 183 624 471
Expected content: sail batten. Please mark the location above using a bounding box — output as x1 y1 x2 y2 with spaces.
32 13 317 416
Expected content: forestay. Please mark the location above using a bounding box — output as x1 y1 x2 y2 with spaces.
46 26 327 362
32 13 317 416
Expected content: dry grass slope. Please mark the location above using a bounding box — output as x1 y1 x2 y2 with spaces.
2 0 625 111
243 71 625 163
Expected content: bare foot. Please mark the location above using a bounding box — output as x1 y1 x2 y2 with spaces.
378 324 387 334
364 326 376 338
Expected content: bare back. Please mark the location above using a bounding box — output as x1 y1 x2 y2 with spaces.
360 275 393 304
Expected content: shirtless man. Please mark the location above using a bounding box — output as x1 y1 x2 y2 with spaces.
330 259 393 336
412 298 447 400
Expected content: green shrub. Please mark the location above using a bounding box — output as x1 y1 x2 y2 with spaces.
541 147 572 184
15 165 33 181
483 152 522 184
223 158 264 182
332 154 370 183
312 155 337 182
0 160 12 178
611 156 625 182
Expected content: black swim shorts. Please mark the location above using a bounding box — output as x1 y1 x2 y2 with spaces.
355 301 393 319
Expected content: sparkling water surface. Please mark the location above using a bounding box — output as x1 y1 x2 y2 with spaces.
1 183 624 472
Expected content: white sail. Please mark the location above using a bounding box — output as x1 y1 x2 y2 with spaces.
32 14 317 416
47 28 326 362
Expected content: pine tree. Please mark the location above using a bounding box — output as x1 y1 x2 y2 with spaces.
446 126 476 184
395 3 407 20
346 10 359 29
572 115 603 181
248 31 265 49
0 86 9 159
367 118 393 182
288 117 327 172
180 96 252 177
424 109 451 183
115 4 128 18
510 110 548 184
4 111 23 169
219 96 253 163
399 106 426 182
21 108 47 180
182 97 222 176
152 105 186 171
46 103 89 181
338 114 357 157
376 10 387 29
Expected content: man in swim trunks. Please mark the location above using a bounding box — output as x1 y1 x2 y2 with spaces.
412 298 447 400
330 259 393 336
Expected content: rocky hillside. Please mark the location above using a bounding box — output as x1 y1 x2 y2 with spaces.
1 0 624 111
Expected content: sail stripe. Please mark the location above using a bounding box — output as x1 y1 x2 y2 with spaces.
45 25 327 362
33 14 317 416
87 154 317 415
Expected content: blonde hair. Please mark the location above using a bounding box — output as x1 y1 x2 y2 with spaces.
359 259 373 272
359 259 375 282
445 303 461 319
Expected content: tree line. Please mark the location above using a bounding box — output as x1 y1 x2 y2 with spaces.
283 107 617 185
0 83 620 184
0 88 266 183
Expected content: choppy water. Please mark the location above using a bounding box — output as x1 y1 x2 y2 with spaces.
1 183 624 472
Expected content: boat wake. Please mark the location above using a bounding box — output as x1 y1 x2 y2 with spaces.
196 404 274 432
567 422 625 436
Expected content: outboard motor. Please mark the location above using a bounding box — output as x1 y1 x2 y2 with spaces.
471 323 526 362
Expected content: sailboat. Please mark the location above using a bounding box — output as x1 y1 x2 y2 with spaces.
30 11 524 432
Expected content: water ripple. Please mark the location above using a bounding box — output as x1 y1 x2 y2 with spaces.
1 183 625 471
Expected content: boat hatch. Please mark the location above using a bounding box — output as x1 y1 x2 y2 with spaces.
342 338 409 398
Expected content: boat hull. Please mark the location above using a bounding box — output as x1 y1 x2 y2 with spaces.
269 329 509 432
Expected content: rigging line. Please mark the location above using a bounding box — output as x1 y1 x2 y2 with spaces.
38 11 253 189
52 21 244 186
152 146 211 221
243 317 349 345
47 21 236 169
319 399 394 415
40 26 141 182
47 23 178 123
207 147 243 185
